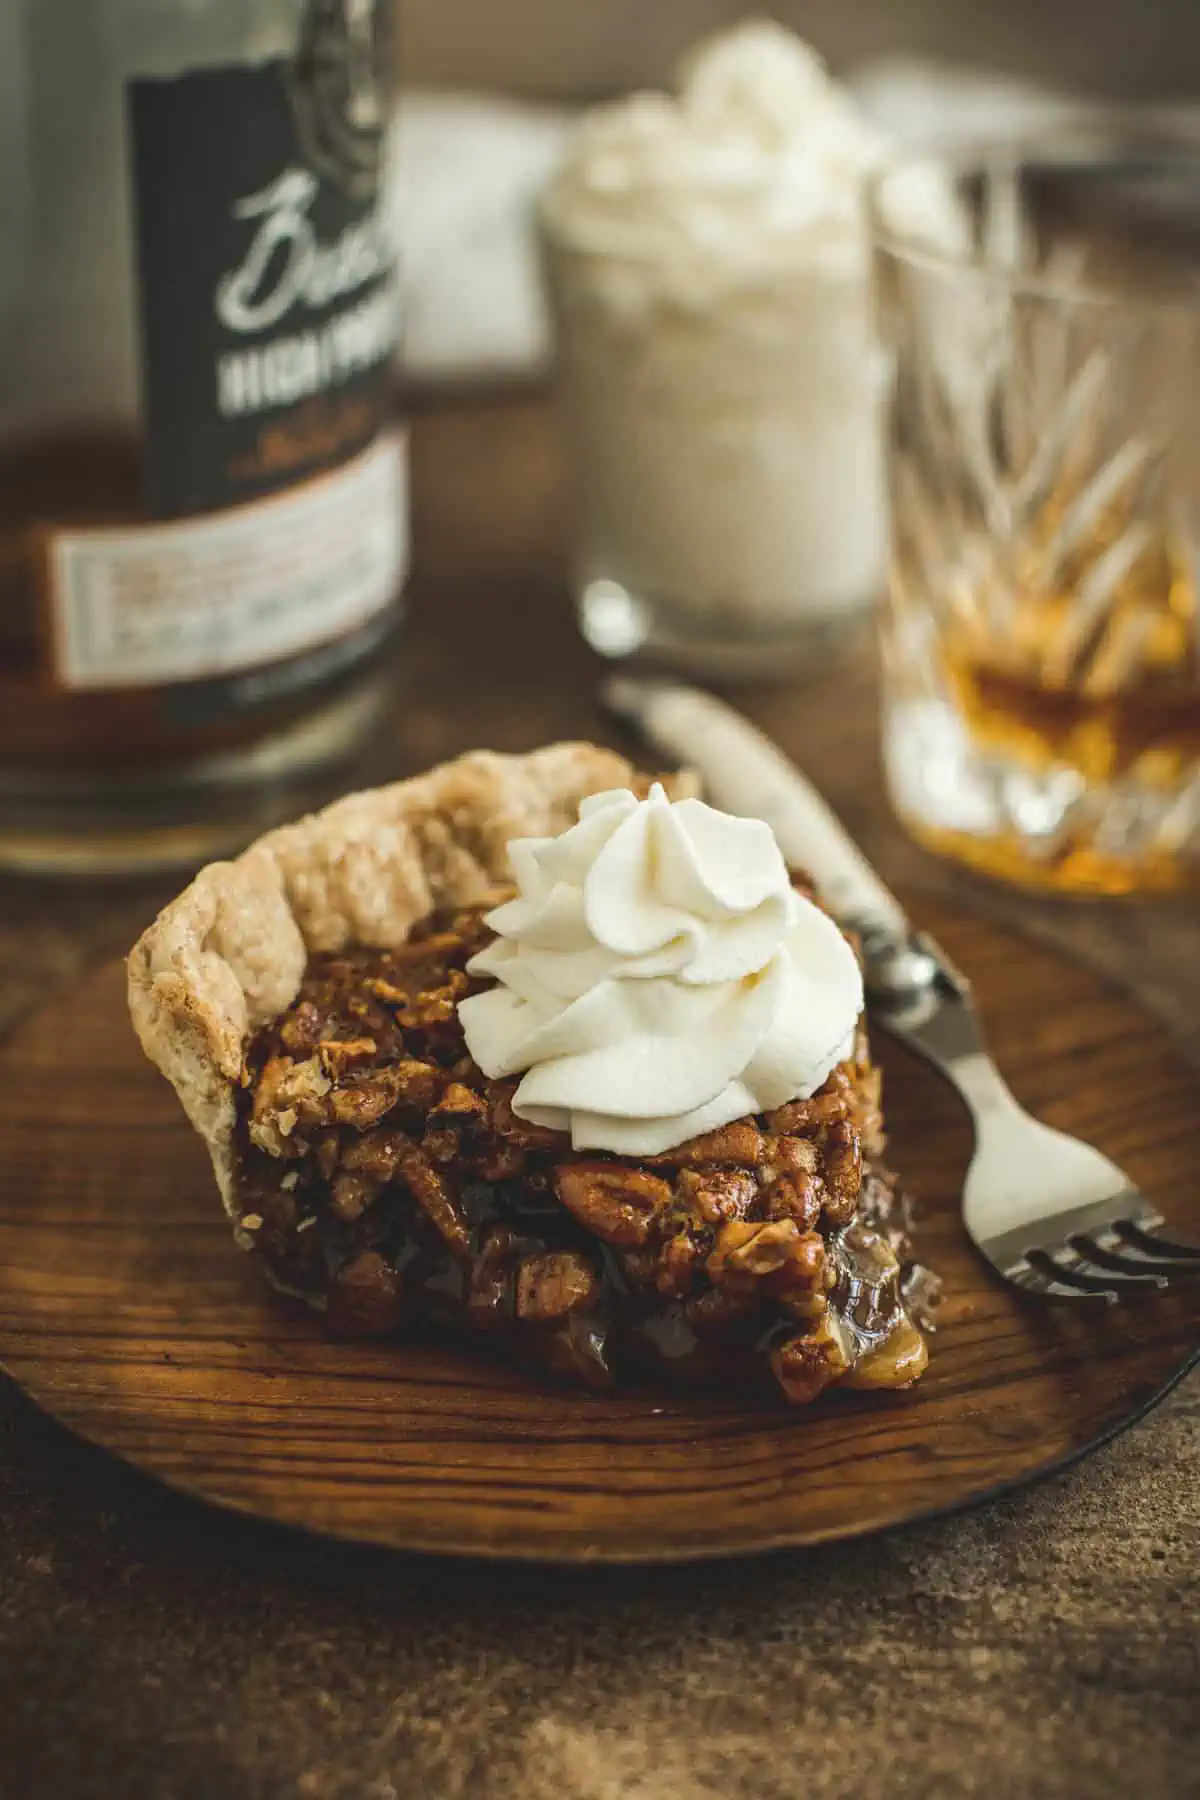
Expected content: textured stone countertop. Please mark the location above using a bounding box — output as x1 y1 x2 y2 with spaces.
0 397 1196 1800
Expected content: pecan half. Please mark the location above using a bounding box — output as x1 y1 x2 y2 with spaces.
645 1122 766 1169
555 1162 673 1247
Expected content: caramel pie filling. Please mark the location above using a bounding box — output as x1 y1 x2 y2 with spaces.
233 898 938 1403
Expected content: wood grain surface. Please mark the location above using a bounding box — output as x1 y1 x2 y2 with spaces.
0 904 1195 1563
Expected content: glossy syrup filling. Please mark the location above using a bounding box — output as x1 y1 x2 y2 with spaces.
233 900 938 1405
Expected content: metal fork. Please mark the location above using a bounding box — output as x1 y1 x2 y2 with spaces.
604 675 1200 1304
868 935 1200 1301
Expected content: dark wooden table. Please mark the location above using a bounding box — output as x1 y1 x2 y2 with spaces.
1 395 1196 1800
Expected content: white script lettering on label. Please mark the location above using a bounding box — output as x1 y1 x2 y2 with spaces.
215 168 393 336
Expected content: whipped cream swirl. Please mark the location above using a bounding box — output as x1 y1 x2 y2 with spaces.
457 785 863 1156
542 22 881 288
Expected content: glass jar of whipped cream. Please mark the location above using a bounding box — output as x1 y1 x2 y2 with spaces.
540 24 887 680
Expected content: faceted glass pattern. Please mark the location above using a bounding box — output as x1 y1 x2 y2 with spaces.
872 136 1200 894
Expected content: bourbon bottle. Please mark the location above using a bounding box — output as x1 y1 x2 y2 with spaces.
0 0 406 871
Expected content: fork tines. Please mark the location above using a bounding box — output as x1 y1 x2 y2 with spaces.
1011 1214 1200 1303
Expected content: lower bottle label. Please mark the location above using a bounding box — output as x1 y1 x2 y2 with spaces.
47 433 408 693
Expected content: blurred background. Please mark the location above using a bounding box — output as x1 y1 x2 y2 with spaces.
396 1 1200 390
403 0 1200 97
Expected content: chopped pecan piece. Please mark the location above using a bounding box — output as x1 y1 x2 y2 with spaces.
327 1252 404 1338
707 1221 828 1303
654 1231 707 1299
515 1252 599 1323
364 975 412 1006
675 1167 757 1226
341 1128 406 1182
396 985 465 1051
393 1140 472 1263
380 1056 445 1111
423 1080 490 1165
767 1091 847 1134
555 1161 673 1247
279 1000 325 1056
389 931 467 967
770 1312 854 1405
821 1119 863 1223
762 1173 822 1230
249 1055 332 1153
329 1058 442 1130
430 1082 488 1127
707 1218 804 1285
762 1230 828 1297
318 1036 379 1077
767 1134 820 1178
339 1128 471 1261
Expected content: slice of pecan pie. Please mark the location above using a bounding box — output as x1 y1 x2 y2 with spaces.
129 745 933 1406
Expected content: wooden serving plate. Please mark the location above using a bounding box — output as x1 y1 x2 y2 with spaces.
0 903 1196 1563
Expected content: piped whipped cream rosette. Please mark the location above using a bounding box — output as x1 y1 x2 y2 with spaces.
458 784 864 1156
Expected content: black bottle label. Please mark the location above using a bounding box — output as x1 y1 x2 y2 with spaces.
128 0 400 521
45 2 406 701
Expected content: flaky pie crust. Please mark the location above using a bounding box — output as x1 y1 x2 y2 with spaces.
127 745 649 1227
